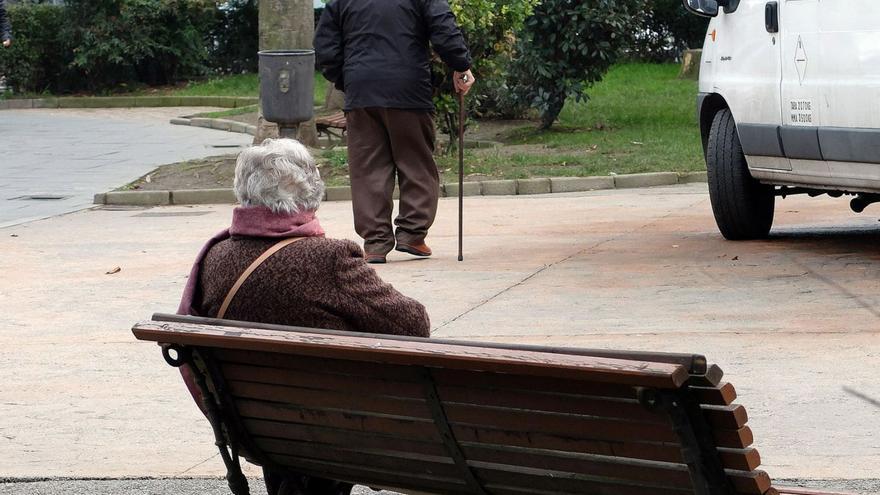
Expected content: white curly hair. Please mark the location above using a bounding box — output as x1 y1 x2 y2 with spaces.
233 138 325 213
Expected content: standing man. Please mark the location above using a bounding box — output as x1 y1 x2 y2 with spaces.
0 0 12 48
315 0 474 264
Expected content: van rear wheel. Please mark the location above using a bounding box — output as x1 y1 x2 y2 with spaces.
706 109 775 240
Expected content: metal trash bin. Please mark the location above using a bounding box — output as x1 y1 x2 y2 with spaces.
258 49 315 137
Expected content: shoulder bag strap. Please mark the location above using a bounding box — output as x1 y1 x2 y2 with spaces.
216 236 307 319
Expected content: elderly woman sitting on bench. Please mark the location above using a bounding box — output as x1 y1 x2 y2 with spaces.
176 138 430 495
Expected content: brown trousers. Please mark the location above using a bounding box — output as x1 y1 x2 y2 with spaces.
346 108 439 255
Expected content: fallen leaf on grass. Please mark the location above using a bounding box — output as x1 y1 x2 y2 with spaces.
106 267 122 275
631 141 644 146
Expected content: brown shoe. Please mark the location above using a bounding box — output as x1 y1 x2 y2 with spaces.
395 242 432 257
364 253 387 264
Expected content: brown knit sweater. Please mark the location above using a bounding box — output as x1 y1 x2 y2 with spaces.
196 236 430 337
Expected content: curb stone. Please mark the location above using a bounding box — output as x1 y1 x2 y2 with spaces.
0 96 258 111
104 190 170 206
189 117 214 129
481 180 517 196
210 120 232 131
613 172 679 189
326 186 352 202
171 189 236 205
551 176 615 193
517 178 551 195
170 116 256 136
680 171 708 183
444 182 482 197
98 172 708 206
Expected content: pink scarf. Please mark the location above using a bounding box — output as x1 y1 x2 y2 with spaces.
176 206 325 316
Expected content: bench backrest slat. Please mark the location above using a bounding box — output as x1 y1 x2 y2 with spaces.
152 313 710 374
134 321 689 388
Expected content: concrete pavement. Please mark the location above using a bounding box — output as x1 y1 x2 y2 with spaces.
0 108 251 228
1 184 879 492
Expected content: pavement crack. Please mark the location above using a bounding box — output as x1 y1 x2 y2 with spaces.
433 264 552 333
178 453 219 476
790 258 880 319
433 197 705 334
843 386 880 409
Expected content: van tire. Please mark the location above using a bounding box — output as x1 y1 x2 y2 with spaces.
706 109 775 240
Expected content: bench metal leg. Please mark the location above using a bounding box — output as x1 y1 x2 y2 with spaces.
421 368 492 495
163 344 250 495
195 355 251 495
651 390 736 495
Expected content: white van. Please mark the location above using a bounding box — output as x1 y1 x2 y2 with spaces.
684 0 880 239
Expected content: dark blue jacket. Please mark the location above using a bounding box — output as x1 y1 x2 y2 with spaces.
315 0 471 111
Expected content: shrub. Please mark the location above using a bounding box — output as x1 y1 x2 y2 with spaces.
432 0 539 151
631 0 709 62
64 0 216 90
0 0 217 94
211 0 259 74
508 0 644 129
0 3 72 94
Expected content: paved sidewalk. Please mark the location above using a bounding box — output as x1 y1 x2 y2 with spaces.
0 108 251 228
1 477 875 495
1 185 878 491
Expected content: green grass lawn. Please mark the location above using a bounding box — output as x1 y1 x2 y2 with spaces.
137 72 328 107
126 62 705 190
434 63 704 181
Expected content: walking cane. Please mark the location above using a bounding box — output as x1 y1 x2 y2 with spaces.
457 87 466 262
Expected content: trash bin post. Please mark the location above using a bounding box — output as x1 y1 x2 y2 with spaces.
258 49 315 139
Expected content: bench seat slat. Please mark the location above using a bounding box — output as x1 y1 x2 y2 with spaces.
461 444 693 488
316 112 347 129
691 382 738 406
469 464 694 495
221 362 425 398
235 399 441 440
228 381 432 420
133 321 689 388
702 404 749 430
774 487 856 495
215 349 424 383
255 438 460 478
718 447 762 472
444 403 679 442
726 469 772 494
266 454 472 494
453 426 685 463
432 368 641 400
436 384 667 423
243 418 447 457
255 436 451 465
713 425 755 449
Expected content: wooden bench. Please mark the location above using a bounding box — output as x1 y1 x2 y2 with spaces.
133 314 849 495
315 111 347 147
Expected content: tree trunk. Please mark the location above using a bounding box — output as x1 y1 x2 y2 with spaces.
540 96 566 130
324 86 345 112
256 0 318 146
678 49 702 80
